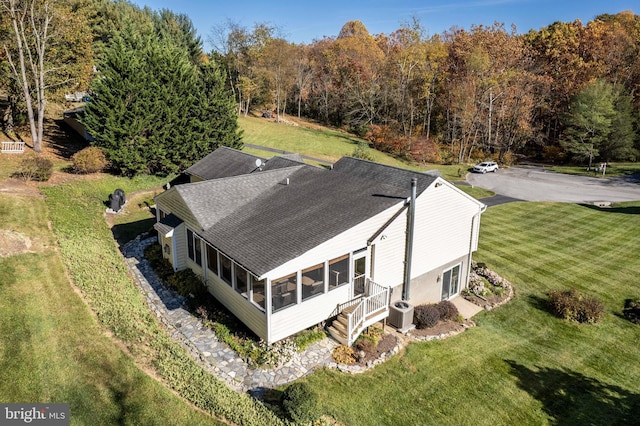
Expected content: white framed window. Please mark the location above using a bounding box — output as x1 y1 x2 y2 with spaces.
220 253 233 286
441 263 461 300
186 229 202 267
328 254 349 290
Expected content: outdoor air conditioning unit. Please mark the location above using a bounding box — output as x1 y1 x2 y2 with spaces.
388 301 414 331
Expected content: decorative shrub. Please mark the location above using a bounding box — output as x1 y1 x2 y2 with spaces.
281 382 321 424
548 288 605 324
359 326 383 346
332 345 356 364
623 298 640 324
293 327 327 351
352 140 374 161
144 243 175 279
436 300 459 321
165 268 206 300
13 155 53 181
414 304 440 329
72 146 108 173
355 337 375 354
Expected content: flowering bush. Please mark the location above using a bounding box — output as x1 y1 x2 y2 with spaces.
548 288 605 324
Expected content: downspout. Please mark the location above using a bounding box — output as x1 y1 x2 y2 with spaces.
466 204 486 290
402 178 417 301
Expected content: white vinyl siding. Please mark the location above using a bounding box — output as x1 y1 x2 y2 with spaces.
269 284 351 343
265 203 403 280
411 182 481 277
205 273 267 341
371 212 407 287
371 179 484 303
173 224 187 270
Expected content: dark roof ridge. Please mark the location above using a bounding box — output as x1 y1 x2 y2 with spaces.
179 163 306 187
334 156 430 178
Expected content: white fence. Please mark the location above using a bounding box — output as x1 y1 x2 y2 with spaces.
1 141 25 153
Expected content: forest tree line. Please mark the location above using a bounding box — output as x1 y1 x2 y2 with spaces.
213 13 640 165
2 1 639 168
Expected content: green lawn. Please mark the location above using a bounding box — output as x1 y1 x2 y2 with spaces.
239 115 470 181
0 195 216 425
39 176 283 425
546 162 640 179
302 201 640 425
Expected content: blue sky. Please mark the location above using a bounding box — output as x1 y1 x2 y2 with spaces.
130 0 636 49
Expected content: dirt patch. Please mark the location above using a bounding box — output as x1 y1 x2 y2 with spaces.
0 229 45 257
0 178 43 197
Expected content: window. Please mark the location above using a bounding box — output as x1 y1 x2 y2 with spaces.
187 229 202 267
441 264 461 300
251 276 265 309
220 254 232 286
329 255 349 290
302 263 324 300
235 264 248 295
272 273 297 311
206 245 218 275
159 209 167 220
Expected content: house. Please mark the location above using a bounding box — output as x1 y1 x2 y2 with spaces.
153 147 486 345
62 106 94 142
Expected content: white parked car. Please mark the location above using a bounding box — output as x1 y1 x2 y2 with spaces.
473 161 499 173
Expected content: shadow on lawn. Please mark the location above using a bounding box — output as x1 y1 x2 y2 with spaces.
506 360 640 425
111 218 156 246
526 294 551 315
578 203 640 215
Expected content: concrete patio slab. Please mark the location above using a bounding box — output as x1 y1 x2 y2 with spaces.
451 295 483 319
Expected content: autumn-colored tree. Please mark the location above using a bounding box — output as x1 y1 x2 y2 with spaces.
326 20 385 130
442 23 538 162
211 21 274 116
292 43 312 118
261 38 296 121
1 0 93 151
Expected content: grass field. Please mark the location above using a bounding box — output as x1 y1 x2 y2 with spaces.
2 116 638 425
0 195 217 425
239 115 475 182
39 176 282 425
302 201 640 425
546 162 640 178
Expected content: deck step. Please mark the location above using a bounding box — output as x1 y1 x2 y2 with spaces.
327 326 347 346
332 318 348 334
342 304 358 314
336 314 349 327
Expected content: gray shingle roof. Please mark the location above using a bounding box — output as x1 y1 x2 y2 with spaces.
332 157 435 197
185 147 265 180
153 213 183 235
172 158 438 276
175 166 304 230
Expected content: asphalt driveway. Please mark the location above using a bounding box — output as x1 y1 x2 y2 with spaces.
466 166 640 204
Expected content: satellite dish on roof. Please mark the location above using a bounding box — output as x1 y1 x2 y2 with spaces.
255 159 263 168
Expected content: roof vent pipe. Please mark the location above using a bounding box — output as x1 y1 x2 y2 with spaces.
402 177 417 301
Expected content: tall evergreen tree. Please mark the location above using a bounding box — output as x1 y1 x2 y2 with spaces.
84 18 241 176
603 87 637 161
561 79 615 168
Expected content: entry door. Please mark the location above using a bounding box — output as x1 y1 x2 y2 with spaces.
353 256 366 296
441 264 461 300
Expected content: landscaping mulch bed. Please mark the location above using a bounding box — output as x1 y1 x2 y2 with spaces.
355 333 398 365
463 292 510 309
411 320 468 338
